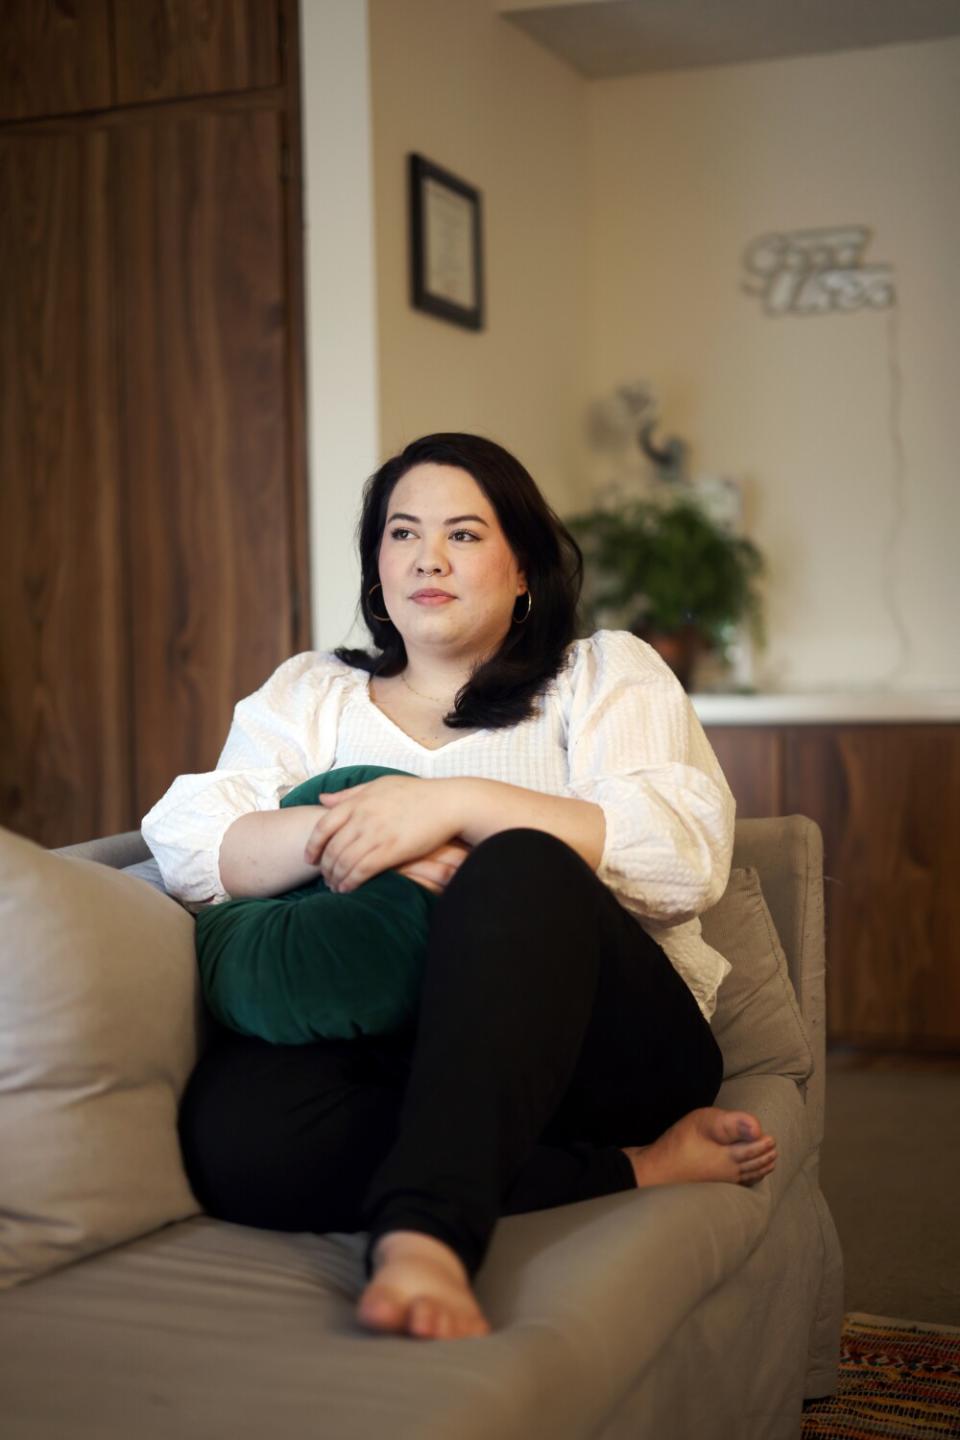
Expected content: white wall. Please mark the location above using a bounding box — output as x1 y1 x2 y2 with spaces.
369 0 593 517
299 0 379 651
300 0 592 650
587 38 960 691
301 7 959 690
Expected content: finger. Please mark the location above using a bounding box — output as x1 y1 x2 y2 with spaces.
410 842 469 874
335 843 392 893
324 832 377 891
429 842 470 865
326 812 405 887
396 869 443 896
304 802 356 864
317 783 369 808
317 816 374 883
397 859 451 888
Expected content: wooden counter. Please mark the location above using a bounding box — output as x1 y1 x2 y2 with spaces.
692 698 960 1051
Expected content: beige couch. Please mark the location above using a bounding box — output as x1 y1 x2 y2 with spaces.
0 816 842 1440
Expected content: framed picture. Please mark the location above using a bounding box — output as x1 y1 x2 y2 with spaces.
409 153 485 331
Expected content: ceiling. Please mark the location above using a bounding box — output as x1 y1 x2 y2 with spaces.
497 0 960 78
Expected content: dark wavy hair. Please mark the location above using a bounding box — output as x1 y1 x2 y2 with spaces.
334 433 583 729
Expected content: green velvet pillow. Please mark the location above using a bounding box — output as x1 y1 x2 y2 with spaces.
194 765 436 1044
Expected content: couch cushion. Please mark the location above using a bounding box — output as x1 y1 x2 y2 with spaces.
0 826 203 1290
702 867 814 1083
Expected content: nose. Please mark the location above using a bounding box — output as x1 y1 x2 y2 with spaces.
414 541 448 575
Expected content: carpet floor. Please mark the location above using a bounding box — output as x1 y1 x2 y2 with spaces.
801 1312 960 1438
819 1056 960 1327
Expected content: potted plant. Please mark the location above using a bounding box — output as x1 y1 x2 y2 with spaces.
567 496 766 690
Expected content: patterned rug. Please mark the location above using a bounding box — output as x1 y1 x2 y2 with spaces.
801 1312 960 1438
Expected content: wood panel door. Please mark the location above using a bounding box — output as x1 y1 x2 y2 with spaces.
0 128 131 845
0 0 308 847
0 0 113 121
0 0 282 121
114 105 299 815
785 725 960 1049
113 1 280 105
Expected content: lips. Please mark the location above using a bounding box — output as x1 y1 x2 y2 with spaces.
410 588 455 600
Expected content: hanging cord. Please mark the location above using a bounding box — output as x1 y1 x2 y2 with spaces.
876 298 912 687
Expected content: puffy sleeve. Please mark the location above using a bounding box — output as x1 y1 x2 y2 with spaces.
140 651 349 905
563 631 735 924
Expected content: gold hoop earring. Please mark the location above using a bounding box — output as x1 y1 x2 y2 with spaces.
368 582 391 624
513 591 532 624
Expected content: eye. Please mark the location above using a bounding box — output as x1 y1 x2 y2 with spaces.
389 526 414 540
450 529 480 542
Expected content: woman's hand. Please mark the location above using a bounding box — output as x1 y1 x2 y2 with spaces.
304 776 461 892
394 839 471 895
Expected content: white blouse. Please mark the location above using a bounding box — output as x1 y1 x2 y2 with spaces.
141 631 736 1023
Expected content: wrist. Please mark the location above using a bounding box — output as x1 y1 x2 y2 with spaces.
438 777 507 847
431 777 489 846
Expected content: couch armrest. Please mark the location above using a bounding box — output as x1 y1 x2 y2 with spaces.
55 831 151 869
733 815 827 1173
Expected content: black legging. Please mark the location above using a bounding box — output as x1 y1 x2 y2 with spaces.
178 829 724 1281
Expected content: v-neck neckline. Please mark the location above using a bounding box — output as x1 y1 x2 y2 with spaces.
361 674 484 755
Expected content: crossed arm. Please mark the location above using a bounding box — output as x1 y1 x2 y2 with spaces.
218 776 606 900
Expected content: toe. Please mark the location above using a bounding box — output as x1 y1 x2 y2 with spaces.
409 1296 440 1338
740 1151 777 1180
708 1109 761 1144
732 1136 775 1161
357 1284 406 1333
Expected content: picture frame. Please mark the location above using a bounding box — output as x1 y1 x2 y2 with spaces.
409 153 485 331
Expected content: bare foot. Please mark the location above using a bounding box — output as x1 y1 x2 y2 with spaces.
623 1108 778 1189
357 1230 492 1341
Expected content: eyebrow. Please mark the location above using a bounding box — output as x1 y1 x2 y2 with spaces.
386 512 490 527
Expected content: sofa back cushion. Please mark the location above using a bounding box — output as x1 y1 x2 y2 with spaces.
702 867 814 1082
0 826 202 1290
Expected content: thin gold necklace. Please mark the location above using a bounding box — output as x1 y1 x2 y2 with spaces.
400 670 453 706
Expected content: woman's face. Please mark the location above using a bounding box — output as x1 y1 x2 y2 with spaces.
376 463 527 665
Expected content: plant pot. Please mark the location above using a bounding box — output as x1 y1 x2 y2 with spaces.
638 625 706 691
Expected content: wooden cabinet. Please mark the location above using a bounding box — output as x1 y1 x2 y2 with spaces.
705 723 960 1051
0 0 308 846
706 727 784 821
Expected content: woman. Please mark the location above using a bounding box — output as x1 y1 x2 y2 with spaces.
142 432 778 1343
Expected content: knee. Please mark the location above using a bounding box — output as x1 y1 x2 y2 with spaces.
429 829 604 985
450 827 596 899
